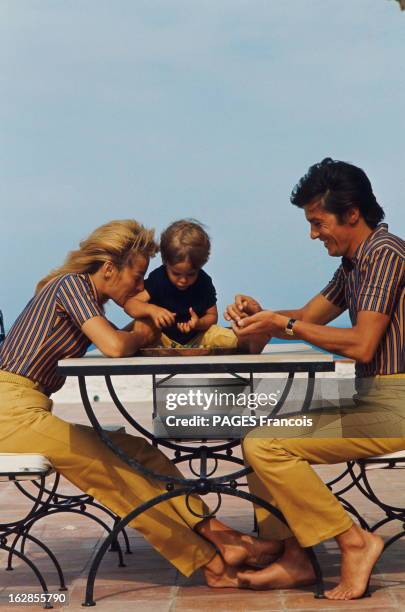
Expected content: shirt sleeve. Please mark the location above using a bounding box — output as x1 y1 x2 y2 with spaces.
320 265 347 310
357 247 404 315
57 275 103 328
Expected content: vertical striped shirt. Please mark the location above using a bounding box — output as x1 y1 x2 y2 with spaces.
321 224 404 377
0 274 103 395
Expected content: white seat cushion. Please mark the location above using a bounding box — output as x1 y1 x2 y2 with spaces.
0 453 53 481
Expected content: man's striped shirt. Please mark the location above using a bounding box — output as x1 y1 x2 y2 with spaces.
321 224 404 377
0 274 103 394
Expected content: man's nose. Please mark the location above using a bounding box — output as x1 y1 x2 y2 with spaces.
310 228 320 240
137 279 144 292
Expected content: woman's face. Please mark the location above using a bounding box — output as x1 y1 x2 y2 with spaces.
106 253 149 307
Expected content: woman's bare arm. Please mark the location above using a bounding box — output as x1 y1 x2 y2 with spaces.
82 316 157 357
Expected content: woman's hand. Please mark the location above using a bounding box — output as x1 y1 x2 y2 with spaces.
177 307 199 334
224 295 263 324
148 305 176 328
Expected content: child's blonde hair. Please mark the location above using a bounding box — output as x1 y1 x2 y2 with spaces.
160 219 210 269
36 219 158 293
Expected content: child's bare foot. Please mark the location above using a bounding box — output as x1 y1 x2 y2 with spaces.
325 527 384 600
236 538 316 590
196 520 283 567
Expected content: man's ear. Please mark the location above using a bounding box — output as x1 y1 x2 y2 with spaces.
345 207 361 226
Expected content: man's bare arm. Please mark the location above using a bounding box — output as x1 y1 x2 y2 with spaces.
277 293 344 325
289 311 389 362
235 309 390 363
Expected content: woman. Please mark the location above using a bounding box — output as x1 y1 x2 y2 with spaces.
0 219 278 587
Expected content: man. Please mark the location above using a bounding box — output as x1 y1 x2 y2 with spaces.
225 158 404 600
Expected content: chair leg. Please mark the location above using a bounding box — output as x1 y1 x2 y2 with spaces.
1 541 54 609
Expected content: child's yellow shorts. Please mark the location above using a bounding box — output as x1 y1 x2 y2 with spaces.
157 324 238 349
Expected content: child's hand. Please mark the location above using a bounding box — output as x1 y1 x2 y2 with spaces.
149 305 176 329
177 307 199 334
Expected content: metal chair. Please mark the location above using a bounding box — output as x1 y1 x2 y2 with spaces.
330 452 405 551
13 426 133 562
0 453 67 609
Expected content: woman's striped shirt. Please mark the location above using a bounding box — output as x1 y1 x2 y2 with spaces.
0 274 103 395
321 224 404 377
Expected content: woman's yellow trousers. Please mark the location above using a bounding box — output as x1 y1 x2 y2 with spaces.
0 371 215 576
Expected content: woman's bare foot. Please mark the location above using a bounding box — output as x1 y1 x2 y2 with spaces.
325 525 384 600
203 553 242 588
237 538 316 590
196 519 283 567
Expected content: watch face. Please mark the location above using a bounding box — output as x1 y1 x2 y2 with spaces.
285 318 296 336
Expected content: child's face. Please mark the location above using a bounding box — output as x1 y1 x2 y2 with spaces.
166 260 199 291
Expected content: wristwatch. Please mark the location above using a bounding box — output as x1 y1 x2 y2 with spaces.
285 318 297 336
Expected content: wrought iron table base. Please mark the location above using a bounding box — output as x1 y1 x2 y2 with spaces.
76 374 331 606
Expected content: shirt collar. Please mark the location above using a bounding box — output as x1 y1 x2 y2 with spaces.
341 223 388 273
85 273 100 304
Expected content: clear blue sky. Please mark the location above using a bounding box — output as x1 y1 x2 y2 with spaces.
1 0 404 329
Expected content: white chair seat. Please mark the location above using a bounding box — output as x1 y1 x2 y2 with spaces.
0 453 53 481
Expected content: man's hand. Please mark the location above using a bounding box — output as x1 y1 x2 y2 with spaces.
224 294 263 323
233 310 288 338
177 307 199 334
148 305 176 329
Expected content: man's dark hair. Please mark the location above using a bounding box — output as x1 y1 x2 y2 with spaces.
290 158 385 228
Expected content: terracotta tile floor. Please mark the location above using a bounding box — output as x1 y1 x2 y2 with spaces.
1 401 404 611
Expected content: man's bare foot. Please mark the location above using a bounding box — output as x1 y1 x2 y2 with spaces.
237 538 316 590
196 520 283 567
203 553 242 588
325 526 384 600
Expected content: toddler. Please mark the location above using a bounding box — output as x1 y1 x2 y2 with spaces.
126 219 237 349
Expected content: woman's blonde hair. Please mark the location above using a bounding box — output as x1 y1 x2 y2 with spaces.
36 219 158 293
